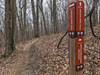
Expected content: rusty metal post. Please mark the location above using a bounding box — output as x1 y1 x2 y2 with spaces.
69 38 83 75
68 0 84 75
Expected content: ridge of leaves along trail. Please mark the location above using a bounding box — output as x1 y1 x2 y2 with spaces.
0 25 100 75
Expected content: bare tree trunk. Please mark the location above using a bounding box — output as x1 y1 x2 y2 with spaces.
36 0 39 37
23 0 27 40
4 0 16 57
39 0 48 34
47 0 53 33
17 0 24 42
31 0 39 37
53 0 58 33
98 6 100 24
93 8 97 26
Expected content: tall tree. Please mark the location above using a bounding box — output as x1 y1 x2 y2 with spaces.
23 0 27 40
17 0 24 41
53 0 58 33
36 0 39 37
31 0 39 37
39 0 48 34
4 0 16 56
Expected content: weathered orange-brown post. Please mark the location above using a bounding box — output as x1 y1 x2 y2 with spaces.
67 0 84 75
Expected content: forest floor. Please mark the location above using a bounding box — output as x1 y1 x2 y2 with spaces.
0 25 100 75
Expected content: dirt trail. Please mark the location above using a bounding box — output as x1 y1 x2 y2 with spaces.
0 25 100 75
16 39 39 75
0 39 39 75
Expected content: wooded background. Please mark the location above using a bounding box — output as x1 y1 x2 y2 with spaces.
0 0 100 56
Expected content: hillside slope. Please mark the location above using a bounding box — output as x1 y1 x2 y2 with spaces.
0 25 100 75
